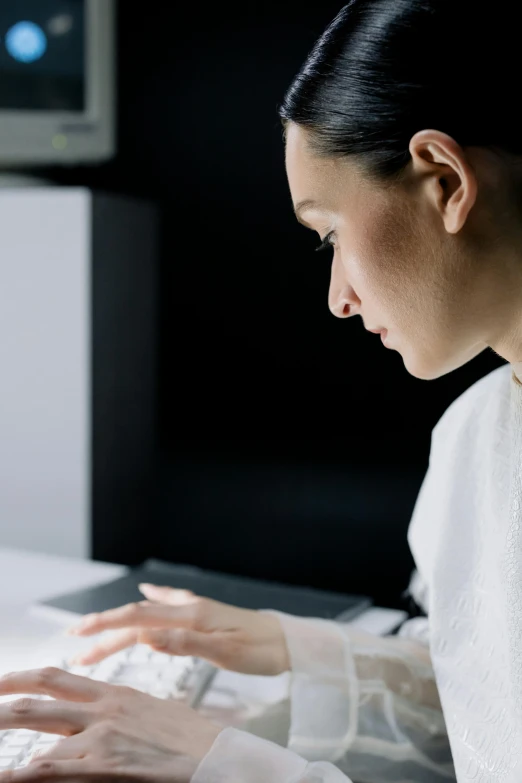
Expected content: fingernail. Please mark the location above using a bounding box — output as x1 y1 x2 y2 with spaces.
139 583 156 591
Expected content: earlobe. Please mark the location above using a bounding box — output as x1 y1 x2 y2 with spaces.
409 130 477 235
443 170 477 235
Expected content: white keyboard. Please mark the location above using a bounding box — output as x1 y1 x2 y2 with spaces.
0 643 217 772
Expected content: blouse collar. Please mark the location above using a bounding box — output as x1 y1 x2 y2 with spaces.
512 361 522 385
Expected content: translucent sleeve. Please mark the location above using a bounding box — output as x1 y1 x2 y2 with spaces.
191 726 351 782
264 608 456 783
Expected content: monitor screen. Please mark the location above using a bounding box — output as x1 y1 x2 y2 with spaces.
0 0 85 112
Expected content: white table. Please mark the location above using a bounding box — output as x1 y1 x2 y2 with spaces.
0 547 125 673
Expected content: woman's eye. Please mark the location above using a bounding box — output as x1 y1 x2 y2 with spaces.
314 231 336 253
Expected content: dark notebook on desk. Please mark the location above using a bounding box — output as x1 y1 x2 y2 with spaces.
33 558 371 622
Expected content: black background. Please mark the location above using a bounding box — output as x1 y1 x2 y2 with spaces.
35 1 504 608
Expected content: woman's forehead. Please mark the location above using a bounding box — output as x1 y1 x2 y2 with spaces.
286 130 364 213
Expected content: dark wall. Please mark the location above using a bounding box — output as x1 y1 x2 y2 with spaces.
40 2 504 607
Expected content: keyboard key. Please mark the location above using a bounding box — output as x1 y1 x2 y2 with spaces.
3 735 34 748
127 645 152 664
89 660 122 682
0 748 22 761
33 735 61 743
9 731 35 738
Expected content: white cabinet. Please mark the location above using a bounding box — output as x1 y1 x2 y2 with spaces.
0 188 158 559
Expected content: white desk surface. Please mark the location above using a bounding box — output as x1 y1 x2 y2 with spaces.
0 547 126 672
0 546 126 605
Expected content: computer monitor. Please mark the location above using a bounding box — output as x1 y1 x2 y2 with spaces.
0 0 115 167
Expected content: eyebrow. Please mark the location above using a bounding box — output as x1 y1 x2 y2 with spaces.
293 198 321 227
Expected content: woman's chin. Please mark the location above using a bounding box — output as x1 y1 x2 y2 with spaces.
400 347 445 381
402 351 469 381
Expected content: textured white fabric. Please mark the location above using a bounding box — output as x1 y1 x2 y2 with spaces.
408 362 522 781
192 362 522 783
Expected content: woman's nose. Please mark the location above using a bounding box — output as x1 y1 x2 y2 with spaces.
329 285 357 319
331 299 351 318
328 255 360 318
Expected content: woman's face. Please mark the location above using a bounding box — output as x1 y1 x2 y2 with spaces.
284 122 507 380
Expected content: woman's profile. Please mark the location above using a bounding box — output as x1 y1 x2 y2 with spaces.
0 1 521 781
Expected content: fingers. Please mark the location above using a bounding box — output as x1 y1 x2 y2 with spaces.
28 731 85 763
0 697 92 734
0 668 106 703
69 628 139 665
0 758 98 781
139 583 198 606
138 627 235 667
66 599 202 637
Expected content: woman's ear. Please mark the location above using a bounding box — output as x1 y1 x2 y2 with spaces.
409 129 477 234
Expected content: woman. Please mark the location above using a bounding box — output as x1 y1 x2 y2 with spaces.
1 1 521 780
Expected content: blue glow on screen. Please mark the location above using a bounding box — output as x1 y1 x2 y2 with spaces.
5 21 48 64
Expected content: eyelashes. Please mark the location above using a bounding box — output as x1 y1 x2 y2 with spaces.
315 230 336 253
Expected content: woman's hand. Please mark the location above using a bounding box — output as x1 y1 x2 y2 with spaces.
66 584 290 676
0 667 222 782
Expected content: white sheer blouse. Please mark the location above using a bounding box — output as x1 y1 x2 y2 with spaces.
192 361 522 783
